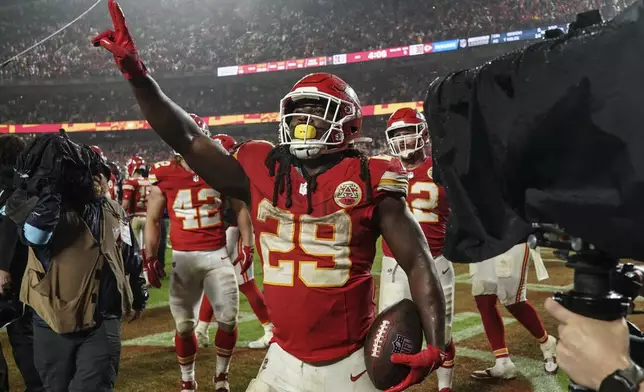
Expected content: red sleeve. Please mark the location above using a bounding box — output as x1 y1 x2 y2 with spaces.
368 155 409 200
148 161 171 186
233 140 275 173
122 179 136 201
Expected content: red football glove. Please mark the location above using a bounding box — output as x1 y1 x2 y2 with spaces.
385 345 445 392
234 245 254 275
143 251 165 289
91 0 147 80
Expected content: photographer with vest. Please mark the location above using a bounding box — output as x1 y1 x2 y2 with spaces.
0 135 44 392
1 133 148 392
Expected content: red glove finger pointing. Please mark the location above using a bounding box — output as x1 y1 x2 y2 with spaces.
108 0 130 36
93 0 147 80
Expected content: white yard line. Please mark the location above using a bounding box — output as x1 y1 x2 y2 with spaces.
122 311 257 347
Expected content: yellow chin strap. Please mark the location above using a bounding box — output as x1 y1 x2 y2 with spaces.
293 124 317 140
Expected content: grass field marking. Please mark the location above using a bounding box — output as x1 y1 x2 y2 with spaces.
148 300 170 309
122 311 257 347
449 311 567 392
452 316 517 343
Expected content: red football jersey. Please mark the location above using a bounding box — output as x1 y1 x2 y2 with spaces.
382 157 449 258
106 173 118 200
149 160 226 251
235 141 408 363
122 177 151 217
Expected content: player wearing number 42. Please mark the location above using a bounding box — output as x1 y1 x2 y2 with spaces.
92 3 447 390
380 107 456 392
144 114 240 392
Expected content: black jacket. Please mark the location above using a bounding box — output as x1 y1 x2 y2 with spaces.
0 167 27 290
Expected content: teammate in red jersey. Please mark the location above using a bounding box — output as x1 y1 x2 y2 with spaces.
145 118 239 392
379 108 456 392
468 243 557 380
94 6 446 391
195 134 274 350
122 155 151 243
89 145 118 200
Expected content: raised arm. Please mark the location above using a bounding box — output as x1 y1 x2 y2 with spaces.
92 0 249 203
377 195 446 392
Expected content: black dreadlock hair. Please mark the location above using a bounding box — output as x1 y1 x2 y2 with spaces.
265 145 373 214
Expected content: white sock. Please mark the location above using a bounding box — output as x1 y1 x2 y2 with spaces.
436 366 453 390
180 363 195 382
215 355 231 376
263 322 274 334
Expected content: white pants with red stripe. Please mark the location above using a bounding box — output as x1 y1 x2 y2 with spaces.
226 226 255 284
245 343 378 392
469 243 531 306
378 254 455 345
170 248 239 334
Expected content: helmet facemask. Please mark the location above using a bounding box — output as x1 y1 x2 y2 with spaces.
279 91 357 160
386 123 428 159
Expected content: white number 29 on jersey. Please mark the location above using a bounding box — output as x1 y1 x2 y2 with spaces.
173 188 222 230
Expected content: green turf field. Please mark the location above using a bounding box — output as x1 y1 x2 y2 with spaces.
4 243 634 391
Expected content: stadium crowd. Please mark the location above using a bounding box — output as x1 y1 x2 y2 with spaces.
1 65 429 124
0 0 610 82
0 0 625 169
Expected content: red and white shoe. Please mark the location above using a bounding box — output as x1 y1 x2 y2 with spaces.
439 388 452 392
180 380 197 392
214 372 229 392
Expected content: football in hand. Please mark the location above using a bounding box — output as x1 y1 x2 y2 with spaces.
364 299 423 390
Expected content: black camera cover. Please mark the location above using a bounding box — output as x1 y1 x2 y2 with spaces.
426 3 644 262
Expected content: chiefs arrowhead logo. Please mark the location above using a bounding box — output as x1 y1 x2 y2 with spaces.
334 181 362 208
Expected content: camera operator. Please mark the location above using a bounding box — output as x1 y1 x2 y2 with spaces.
545 298 644 391
0 135 44 392
2 136 148 392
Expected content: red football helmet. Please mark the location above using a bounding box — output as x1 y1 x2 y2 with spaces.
279 73 363 159
89 145 107 161
211 134 237 153
189 113 211 137
385 107 429 159
127 155 146 177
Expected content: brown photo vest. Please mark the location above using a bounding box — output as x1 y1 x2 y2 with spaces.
20 199 135 334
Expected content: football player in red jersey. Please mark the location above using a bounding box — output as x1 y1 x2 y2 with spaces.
122 155 151 243
89 145 118 200
195 134 274 350
94 6 446 391
145 118 239 392
469 243 558 379
379 108 456 392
